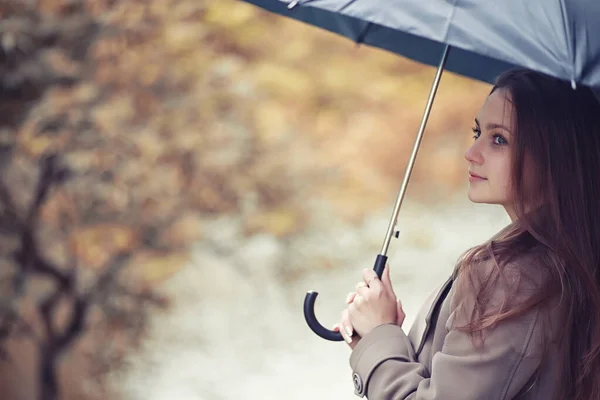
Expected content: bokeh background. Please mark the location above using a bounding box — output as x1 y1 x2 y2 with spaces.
0 1 511 399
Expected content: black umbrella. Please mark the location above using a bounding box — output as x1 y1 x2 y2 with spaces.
238 0 600 342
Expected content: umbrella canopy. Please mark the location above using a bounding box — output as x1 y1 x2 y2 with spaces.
243 0 600 90
239 0 600 342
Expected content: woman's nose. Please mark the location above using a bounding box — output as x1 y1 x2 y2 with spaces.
464 142 483 165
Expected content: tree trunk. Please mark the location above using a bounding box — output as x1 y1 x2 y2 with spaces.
39 345 58 400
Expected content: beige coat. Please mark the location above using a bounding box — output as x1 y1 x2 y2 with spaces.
349 255 560 400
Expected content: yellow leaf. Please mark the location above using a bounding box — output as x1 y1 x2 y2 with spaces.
159 214 203 249
128 251 189 286
205 2 256 28
254 101 289 144
253 62 313 98
70 225 138 269
245 208 304 237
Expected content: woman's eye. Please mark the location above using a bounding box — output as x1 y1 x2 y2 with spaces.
471 127 481 139
492 134 508 145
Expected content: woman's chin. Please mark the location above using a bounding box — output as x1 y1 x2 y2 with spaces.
467 192 504 206
467 190 489 204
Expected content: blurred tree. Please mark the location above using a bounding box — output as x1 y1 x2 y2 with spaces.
0 0 306 398
0 1 188 399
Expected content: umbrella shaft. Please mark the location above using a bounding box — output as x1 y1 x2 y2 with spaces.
380 44 451 256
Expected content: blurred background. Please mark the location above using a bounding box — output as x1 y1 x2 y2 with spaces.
0 1 511 399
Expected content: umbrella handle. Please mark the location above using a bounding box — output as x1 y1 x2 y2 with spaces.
303 254 387 341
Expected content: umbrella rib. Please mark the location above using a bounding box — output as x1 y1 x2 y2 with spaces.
338 0 359 14
441 0 460 44
558 0 576 86
338 0 370 45
355 22 373 45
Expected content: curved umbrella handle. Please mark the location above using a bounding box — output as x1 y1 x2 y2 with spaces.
303 254 388 341
303 290 344 341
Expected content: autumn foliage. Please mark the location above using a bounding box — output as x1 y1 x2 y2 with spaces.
0 0 492 398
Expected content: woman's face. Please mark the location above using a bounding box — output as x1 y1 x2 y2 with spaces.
464 88 515 218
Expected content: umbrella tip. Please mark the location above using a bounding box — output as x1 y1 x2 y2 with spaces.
288 1 299 9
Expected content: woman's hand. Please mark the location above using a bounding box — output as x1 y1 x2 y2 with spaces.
334 264 405 349
333 308 360 348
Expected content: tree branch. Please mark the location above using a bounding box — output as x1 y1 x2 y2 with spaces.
88 252 131 301
39 289 61 340
55 294 88 352
0 178 21 232
26 154 69 226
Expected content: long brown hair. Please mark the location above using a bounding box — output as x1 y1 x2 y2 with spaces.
455 69 600 399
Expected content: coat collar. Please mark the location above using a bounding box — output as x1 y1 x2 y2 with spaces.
408 276 453 356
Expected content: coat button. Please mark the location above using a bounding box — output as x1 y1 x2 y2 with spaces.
352 372 364 397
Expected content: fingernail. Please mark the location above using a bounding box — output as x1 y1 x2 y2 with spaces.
343 333 352 344
345 293 353 304
345 325 353 337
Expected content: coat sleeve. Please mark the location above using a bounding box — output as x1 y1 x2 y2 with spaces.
349 264 546 400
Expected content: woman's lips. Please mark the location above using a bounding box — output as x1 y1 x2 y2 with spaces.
468 173 487 182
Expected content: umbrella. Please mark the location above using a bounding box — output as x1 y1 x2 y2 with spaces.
238 0 600 341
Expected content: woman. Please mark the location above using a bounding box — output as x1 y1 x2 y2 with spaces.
334 69 600 399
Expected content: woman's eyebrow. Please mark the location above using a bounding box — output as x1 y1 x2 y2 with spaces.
474 118 511 133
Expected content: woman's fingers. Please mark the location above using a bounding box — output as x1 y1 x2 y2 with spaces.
396 298 406 327
339 309 354 344
346 291 356 304
362 268 383 292
353 291 365 307
381 264 393 290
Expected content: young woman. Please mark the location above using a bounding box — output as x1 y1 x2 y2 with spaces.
334 69 600 399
